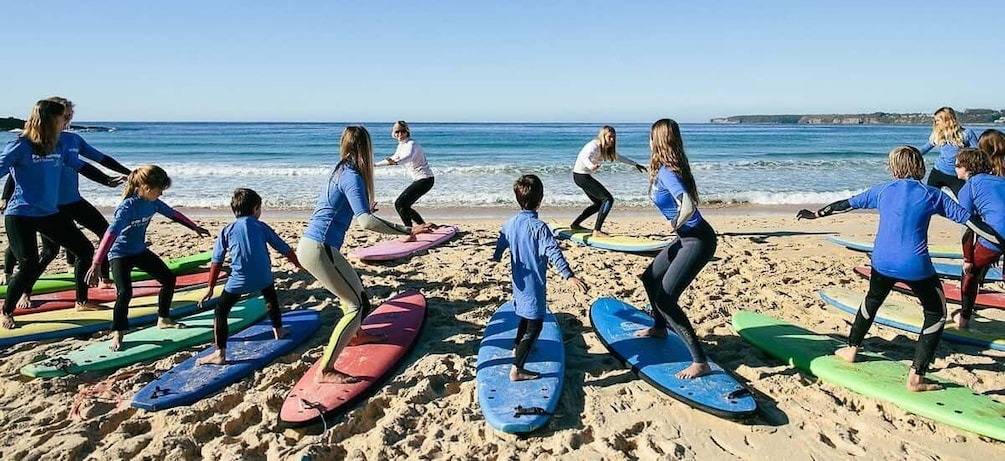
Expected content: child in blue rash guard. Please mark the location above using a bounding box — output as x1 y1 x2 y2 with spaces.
298 126 434 384
797 145 1005 392
492 174 588 381
86 165 211 352
196 188 304 365
570 125 647 237
919 107 980 198
632 119 718 380
954 148 1005 330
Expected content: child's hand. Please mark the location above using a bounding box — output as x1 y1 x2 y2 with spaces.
198 288 214 308
567 276 588 294
84 264 102 288
194 226 211 237
795 209 818 220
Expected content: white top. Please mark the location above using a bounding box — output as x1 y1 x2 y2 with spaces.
377 139 434 180
572 139 640 174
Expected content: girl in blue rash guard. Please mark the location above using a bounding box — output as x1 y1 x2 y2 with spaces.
632 119 718 380
954 148 1005 330
797 146 1005 392
86 165 211 352
0 100 111 329
570 125 647 237
298 126 433 384
920 107 979 198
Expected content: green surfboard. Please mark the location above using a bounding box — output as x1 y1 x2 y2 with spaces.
733 311 1005 441
21 292 266 378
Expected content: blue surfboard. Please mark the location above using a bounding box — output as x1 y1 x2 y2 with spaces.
827 235 963 259
131 310 321 411
934 262 1003 282
590 297 757 419
476 301 564 434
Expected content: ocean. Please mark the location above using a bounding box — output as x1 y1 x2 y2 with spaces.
4 122 994 210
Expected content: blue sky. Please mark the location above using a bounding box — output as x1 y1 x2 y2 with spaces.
1 1 1002 122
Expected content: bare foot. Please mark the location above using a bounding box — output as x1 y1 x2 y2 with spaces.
592 230 610 238
675 362 712 379
634 327 667 338
99 279 115 290
348 330 386 346
314 369 361 384
196 350 226 365
1 314 15 329
951 311 969 330
834 346 858 363
16 294 31 310
75 301 104 311
158 317 186 329
510 367 541 381
401 234 417 243
907 370 943 392
273 326 288 340
109 331 124 351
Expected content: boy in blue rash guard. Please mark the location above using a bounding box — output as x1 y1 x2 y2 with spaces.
632 119 718 380
954 148 1005 330
919 106 980 198
797 145 1005 392
492 174 588 381
297 126 433 384
86 165 211 352
196 188 304 365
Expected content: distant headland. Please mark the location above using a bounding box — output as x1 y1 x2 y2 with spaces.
1 117 114 132
710 109 1005 125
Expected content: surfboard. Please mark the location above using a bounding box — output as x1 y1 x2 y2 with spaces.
352 225 458 262
475 301 564 434
131 309 321 411
934 262 1003 282
826 236 962 259
0 283 221 348
0 250 213 298
551 225 670 253
854 266 1005 310
819 287 1005 352
732 311 1005 441
591 297 757 419
278 289 426 427
7 270 212 316
21 286 255 378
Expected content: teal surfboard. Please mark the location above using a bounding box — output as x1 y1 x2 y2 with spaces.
826 236 963 259
733 311 1005 441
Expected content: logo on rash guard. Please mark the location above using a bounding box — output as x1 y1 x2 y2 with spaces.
30 154 60 165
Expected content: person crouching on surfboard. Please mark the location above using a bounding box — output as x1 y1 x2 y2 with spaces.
374 120 435 241
298 126 433 384
196 188 305 365
797 145 1004 392
570 125 647 238
492 174 588 381
632 119 717 380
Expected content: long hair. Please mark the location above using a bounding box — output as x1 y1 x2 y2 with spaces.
392 120 411 139
597 125 617 161
979 129 1005 177
122 165 172 199
648 119 699 202
335 126 375 206
21 99 65 155
929 106 965 147
45 96 74 130
887 146 926 180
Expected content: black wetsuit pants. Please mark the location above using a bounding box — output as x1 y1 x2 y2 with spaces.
110 250 176 331
926 168 965 198
3 213 94 314
395 177 434 226
4 198 111 284
513 317 544 370
572 173 614 231
212 286 283 350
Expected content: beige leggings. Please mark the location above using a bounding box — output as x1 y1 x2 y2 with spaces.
297 238 368 371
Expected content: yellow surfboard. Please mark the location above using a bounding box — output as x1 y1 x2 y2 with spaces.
551 225 670 253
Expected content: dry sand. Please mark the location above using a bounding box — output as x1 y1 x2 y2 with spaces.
0 206 1003 460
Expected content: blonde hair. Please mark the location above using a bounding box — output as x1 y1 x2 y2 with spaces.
955 148 992 176
21 99 66 155
648 119 699 202
978 129 1005 177
929 107 965 147
392 120 410 139
122 165 172 199
337 126 375 206
887 146 926 180
597 125 617 161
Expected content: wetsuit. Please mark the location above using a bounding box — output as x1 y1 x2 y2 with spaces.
571 139 642 231
957 173 1005 322
376 139 434 226
921 128 979 196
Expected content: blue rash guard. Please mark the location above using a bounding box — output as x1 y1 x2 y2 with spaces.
492 209 574 320
849 179 971 280
106 196 177 260
651 166 702 231
958 173 1005 253
303 165 370 251
211 216 292 294
57 132 106 205
0 137 84 216
920 128 979 176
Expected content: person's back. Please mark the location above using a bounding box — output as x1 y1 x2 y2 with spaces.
960 173 1005 252
217 216 289 294
499 210 563 312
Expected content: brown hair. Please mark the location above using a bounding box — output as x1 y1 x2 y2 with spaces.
231 188 262 217
122 165 172 199
887 146 926 180
648 118 699 202
954 148 992 176
336 126 375 207
978 129 1005 177
513 174 544 210
597 125 617 161
21 99 66 155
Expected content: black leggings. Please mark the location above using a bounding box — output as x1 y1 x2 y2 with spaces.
39 199 111 286
3 213 95 315
213 285 282 350
849 270 946 374
572 173 614 231
513 317 544 370
110 250 176 331
641 220 717 364
394 177 434 226
926 168 965 198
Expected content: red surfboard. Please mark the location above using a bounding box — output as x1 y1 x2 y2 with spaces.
279 289 426 427
854 266 1005 309
5 270 214 315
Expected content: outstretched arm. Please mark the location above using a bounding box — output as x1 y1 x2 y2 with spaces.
78 162 119 187
796 199 853 220
164 206 211 237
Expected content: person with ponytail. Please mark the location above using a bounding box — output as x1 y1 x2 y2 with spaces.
632 118 716 379
570 125 646 237
919 107 979 198
375 121 436 236
298 126 432 384
85 165 211 351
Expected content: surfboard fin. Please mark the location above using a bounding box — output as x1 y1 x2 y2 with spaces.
726 388 752 400
513 405 550 417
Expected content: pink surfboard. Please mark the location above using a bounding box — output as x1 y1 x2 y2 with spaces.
279 289 426 427
351 225 458 262
854 266 1005 310
6 271 214 316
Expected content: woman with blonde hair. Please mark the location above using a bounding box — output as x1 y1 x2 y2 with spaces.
570 125 646 237
298 126 432 383
919 107 979 197
375 121 435 235
978 129 1005 177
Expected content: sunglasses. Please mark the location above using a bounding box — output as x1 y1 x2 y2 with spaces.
393 130 405 134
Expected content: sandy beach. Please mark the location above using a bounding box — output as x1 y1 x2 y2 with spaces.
1 205 1003 460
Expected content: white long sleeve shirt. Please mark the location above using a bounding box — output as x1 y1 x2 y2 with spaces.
377 140 434 180
571 139 640 174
